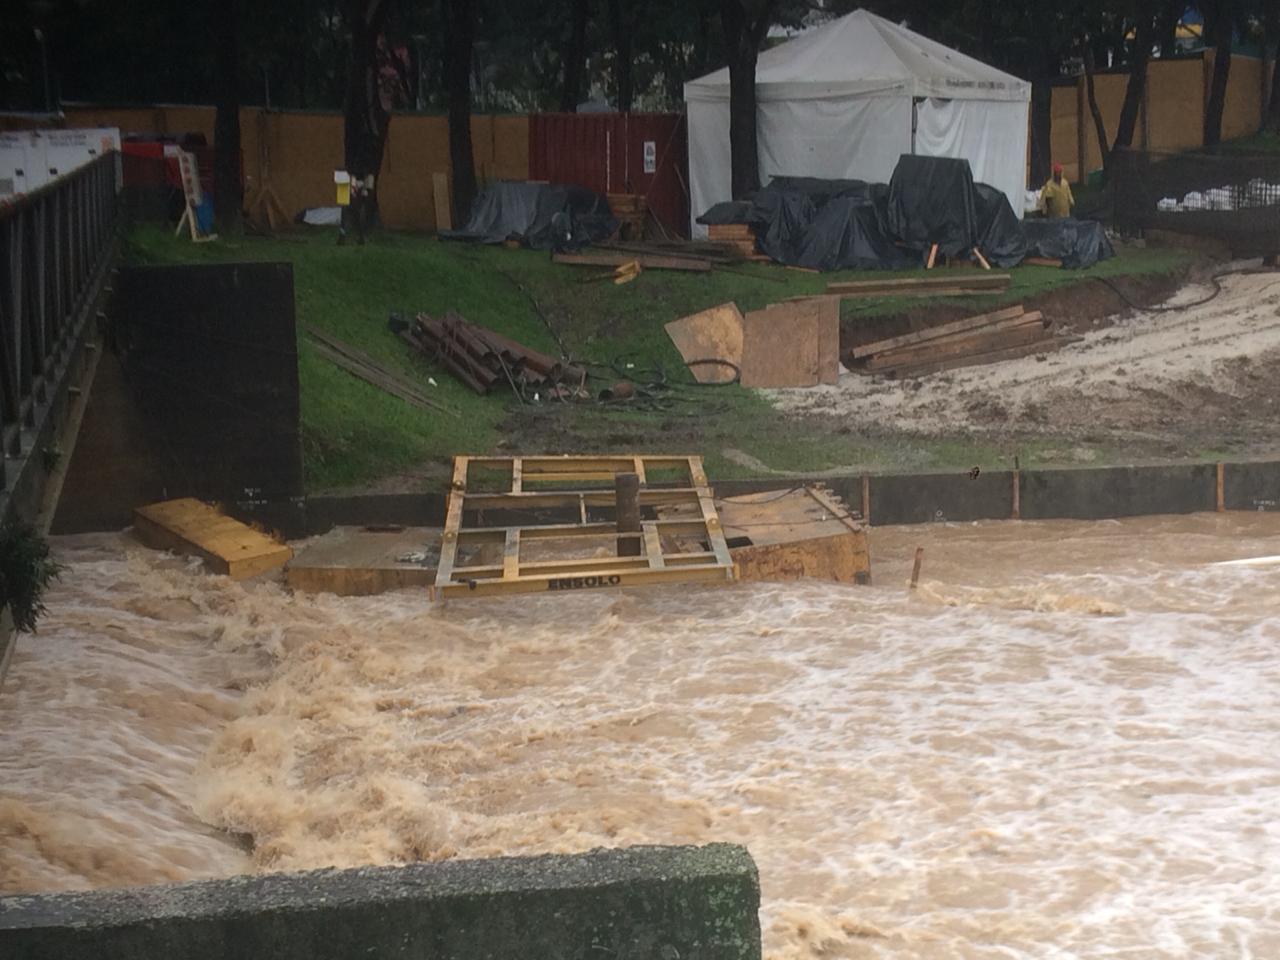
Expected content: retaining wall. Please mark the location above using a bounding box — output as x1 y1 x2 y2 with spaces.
296 459 1280 534
0 844 760 960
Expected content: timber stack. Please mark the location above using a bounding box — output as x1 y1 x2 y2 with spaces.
607 193 648 240
400 312 586 396
850 304 1074 379
708 223 763 259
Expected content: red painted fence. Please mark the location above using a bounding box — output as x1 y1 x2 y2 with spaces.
528 113 689 238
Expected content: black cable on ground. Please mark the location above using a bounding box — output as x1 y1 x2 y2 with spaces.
1092 262 1278 314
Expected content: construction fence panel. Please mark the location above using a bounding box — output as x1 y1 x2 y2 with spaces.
529 113 689 238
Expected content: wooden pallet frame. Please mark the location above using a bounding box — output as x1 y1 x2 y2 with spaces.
431 455 737 599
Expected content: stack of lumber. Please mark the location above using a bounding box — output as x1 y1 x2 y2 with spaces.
402 311 586 396
607 193 647 239
824 272 1011 300
553 251 711 272
707 223 764 259
850 304 1065 379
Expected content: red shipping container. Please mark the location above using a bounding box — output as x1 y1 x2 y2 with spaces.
528 113 689 239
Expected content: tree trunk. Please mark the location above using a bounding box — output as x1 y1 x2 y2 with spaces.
213 0 242 234
444 0 477 225
1029 77 1053 186
1269 41 1280 132
1113 7 1155 153
607 0 634 112
720 0 775 200
1264 8 1280 133
1203 0 1234 146
1082 43 1110 173
343 0 392 231
560 0 590 111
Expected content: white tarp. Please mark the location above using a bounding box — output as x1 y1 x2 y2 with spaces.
684 9 1030 236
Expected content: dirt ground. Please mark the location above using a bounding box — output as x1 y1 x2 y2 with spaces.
773 262 1280 464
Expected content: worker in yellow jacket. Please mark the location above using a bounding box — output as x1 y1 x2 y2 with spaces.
1039 162 1074 218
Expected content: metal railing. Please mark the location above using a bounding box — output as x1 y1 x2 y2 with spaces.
0 151 120 518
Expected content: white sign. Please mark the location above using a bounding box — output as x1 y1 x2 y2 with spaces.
643 140 656 174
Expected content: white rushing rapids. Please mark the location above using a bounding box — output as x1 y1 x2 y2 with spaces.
3 513 1280 959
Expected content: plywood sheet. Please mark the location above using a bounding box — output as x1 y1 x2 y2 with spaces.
432 172 452 231
740 302 821 388
133 498 292 580
664 303 745 384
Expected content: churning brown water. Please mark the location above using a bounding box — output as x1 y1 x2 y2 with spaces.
3 514 1280 958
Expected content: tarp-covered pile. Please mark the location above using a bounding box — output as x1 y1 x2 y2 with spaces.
698 155 1112 271
441 181 617 250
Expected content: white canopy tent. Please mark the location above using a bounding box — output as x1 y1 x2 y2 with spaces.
683 9 1031 236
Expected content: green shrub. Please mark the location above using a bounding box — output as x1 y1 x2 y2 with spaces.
0 521 64 633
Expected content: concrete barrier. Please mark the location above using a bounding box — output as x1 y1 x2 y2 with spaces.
0 844 761 960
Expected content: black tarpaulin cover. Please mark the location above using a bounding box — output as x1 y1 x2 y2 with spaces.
1022 219 1115 269
789 197 917 271
973 183 1028 268
886 155 978 258
441 181 617 249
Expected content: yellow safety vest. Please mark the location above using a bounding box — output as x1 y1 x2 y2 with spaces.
1040 177 1075 218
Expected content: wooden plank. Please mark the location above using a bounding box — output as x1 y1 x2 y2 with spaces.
643 524 666 569
739 301 822 388
1022 257 1063 268
430 563 734 599
817 297 840 385
434 457 469 589
133 498 292 581
826 273 1010 294
664 303 745 384
886 336 1063 379
449 552 718 579
850 305 1026 359
503 529 520 580
973 247 992 270
553 252 711 272
457 519 708 543
864 314 1046 371
432 172 452 231
926 243 939 269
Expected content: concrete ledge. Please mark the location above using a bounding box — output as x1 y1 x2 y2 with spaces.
0 843 761 960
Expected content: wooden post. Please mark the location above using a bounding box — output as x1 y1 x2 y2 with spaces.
615 471 641 557
1012 469 1021 520
926 243 939 269
861 475 871 524
910 547 924 591
1216 462 1225 512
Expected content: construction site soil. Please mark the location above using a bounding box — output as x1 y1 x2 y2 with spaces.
776 264 1280 467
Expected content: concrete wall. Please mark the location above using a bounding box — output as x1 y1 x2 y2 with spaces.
57 105 531 230
0 844 761 960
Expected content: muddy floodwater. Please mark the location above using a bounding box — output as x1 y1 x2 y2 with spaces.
3 514 1280 958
